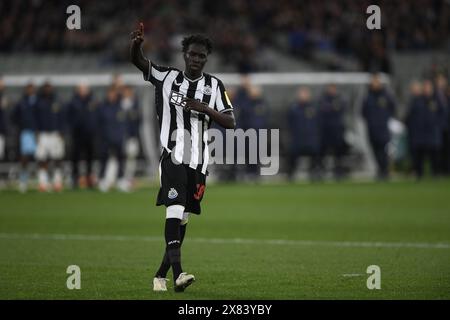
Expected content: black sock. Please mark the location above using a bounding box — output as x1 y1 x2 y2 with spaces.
155 223 187 278
163 218 183 280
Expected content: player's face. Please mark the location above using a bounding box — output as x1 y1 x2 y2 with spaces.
184 43 208 74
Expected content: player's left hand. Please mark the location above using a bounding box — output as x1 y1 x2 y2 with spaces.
182 97 207 113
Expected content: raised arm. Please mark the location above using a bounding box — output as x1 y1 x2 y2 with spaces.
130 22 149 73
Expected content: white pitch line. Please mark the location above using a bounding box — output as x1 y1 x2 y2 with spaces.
0 232 449 249
342 274 363 277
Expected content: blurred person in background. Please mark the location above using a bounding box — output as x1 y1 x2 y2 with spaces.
434 74 449 175
0 78 6 161
35 82 66 192
0 78 7 187
286 87 322 182
445 81 450 175
97 86 128 192
406 80 445 179
66 82 98 189
121 85 141 188
362 74 396 181
233 75 269 181
12 83 38 193
318 84 348 180
111 73 125 92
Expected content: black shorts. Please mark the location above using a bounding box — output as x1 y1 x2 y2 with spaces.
156 151 207 215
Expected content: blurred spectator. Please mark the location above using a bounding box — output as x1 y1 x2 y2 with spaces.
121 85 141 187
362 73 396 180
0 78 6 162
318 84 348 180
286 87 321 181
434 74 450 175
0 77 7 188
12 83 38 193
35 82 66 192
97 86 128 192
234 75 269 180
111 74 125 92
406 80 445 178
67 82 98 189
445 81 450 175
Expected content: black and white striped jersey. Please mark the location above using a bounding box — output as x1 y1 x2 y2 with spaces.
143 61 233 175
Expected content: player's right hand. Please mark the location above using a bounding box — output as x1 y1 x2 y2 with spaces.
130 22 144 44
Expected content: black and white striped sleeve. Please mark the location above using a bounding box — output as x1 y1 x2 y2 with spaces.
143 61 171 86
214 79 234 113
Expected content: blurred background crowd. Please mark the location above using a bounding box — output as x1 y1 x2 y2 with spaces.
0 0 448 72
0 70 449 191
0 0 449 191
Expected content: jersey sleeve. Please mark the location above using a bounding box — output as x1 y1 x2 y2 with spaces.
214 79 234 113
143 61 171 86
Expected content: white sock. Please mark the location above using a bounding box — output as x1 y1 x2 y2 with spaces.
38 169 49 187
53 168 63 186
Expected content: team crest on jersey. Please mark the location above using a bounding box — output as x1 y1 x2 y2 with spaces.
168 188 178 199
202 85 212 95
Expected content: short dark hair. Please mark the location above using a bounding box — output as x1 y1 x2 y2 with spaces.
182 34 213 54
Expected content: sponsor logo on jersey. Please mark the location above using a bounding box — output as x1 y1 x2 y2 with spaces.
168 187 178 199
170 91 185 107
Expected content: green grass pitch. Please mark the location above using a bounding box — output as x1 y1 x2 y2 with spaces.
0 180 449 299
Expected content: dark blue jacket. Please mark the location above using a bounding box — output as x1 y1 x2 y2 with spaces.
122 99 140 138
234 89 269 130
98 99 127 145
447 94 450 131
362 89 396 144
318 93 346 147
288 101 321 153
435 91 449 131
406 95 445 148
12 94 38 131
35 93 65 132
0 92 6 134
67 93 98 135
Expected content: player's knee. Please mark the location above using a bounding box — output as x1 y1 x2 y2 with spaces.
166 204 185 220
